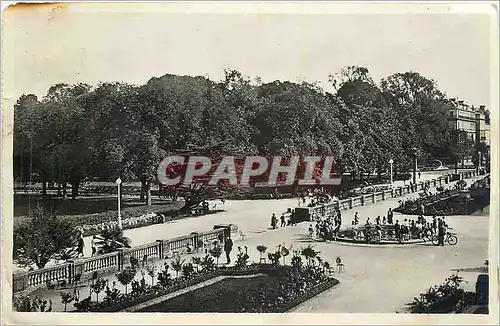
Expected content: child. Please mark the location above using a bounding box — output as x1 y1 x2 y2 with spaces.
308 224 314 238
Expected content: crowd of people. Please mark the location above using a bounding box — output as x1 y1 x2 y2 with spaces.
396 180 468 215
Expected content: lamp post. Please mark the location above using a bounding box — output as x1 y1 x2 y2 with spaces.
411 147 418 184
388 159 394 185
116 178 122 229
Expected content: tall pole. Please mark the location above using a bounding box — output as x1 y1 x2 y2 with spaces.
116 178 122 229
389 159 394 185
411 148 418 184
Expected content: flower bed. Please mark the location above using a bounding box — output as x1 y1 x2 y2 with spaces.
135 265 338 313
68 263 337 313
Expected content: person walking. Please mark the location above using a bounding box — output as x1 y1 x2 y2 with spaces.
375 216 381 225
224 236 234 264
77 233 85 258
91 235 97 257
280 213 286 227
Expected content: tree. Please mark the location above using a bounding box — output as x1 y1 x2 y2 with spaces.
209 245 222 267
445 130 475 173
89 278 106 303
116 267 136 294
300 245 319 266
13 205 80 269
170 258 184 278
60 291 76 312
146 264 157 286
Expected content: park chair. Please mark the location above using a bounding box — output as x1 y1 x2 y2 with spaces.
336 257 345 272
73 273 82 287
239 230 247 241
323 261 335 275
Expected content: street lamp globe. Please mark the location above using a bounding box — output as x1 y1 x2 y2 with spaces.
116 178 122 185
388 159 394 164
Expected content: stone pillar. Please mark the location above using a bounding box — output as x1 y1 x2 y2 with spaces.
156 240 164 260
116 248 124 271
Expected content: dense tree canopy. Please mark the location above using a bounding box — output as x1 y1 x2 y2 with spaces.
13 66 476 202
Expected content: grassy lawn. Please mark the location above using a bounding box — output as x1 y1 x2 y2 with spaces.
137 275 288 313
14 194 178 217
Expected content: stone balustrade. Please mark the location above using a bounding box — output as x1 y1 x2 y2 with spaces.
297 170 479 221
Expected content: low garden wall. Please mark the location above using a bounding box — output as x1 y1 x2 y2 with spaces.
12 227 228 294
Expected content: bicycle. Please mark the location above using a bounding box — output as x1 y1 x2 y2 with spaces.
431 228 458 246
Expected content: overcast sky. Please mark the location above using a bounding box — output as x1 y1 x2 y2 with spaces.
2 2 495 110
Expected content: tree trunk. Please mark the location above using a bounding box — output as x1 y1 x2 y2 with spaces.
71 181 80 200
454 162 458 174
376 167 382 181
172 189 178 202
62 182 67 199
140 179 146 202
146 181 152 206
42 181 47 197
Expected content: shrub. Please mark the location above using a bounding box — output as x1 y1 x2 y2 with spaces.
191 257 202 272
182 263 196 278
407 274 476 313
131 278 148 297
157 262 172 288
102 282 121 306
13 295 53 312
209 245 222 267
13 205 80 269
200 254 216 272
235 246 250 269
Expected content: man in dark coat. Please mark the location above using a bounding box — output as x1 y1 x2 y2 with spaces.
224 236 234 264
438 219 446 246
387 208 394 224
394 220 401 242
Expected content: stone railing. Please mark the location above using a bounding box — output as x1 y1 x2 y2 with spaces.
296 170 479 221
12 226 233 294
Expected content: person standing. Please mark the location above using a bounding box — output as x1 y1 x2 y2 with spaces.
354 212 359 225
420 204 425 216
387 208 394 224
394 220 401 243
224 236 234 264
375 216 381 225
432 215 438 235
438 219 445 246
271 213 277 229
280 213 286 227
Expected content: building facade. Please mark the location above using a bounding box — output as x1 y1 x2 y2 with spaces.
448 99 491 167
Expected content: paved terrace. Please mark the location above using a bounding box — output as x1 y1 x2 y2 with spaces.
18 171 489 312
